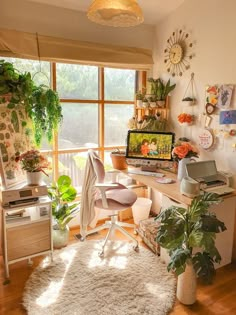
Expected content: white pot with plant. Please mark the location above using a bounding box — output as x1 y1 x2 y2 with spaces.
48 175 79 249
135 90 145 108
15 149 49 185
148 77 176 108
155 192 226 305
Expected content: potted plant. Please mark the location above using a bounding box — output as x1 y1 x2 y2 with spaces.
155 192 226 305
135 90 145 108
182 96 196 106
0 60 63 147
48 175 79 248
148 96 157 108
148 77 176 107
110 148 127 170
142 97 149 108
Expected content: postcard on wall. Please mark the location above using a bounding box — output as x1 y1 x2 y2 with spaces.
219 110 236 125
205 85 219 106
217 85 233 109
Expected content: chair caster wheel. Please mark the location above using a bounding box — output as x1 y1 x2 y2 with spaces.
134 229 138 235
133 245 139 252
98 251 104 257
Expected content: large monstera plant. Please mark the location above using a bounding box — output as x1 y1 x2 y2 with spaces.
0 60 62 147
156 192 226 284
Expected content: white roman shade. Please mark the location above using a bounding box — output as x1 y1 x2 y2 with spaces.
0 28 153 70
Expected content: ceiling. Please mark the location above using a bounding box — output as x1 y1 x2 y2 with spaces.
27 0 185 25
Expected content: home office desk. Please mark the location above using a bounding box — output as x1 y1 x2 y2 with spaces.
123 169 236 267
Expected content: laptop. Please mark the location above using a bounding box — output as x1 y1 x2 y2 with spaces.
186 160 234 195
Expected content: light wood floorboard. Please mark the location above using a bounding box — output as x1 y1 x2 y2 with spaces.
1 222 236 315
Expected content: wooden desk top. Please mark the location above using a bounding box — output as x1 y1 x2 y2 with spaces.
123 169 236 206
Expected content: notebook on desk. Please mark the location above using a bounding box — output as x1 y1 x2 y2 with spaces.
186 160 235 196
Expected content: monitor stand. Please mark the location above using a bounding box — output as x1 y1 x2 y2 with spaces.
141 165 157 172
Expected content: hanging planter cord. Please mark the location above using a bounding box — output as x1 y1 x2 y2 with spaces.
182 73 195 101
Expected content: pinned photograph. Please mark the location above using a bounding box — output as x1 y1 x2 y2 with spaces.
219 110 236 125
217 85 233 109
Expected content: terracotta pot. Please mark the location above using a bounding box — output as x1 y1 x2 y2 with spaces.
110 152 127 170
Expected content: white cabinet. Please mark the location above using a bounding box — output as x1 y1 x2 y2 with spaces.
2 197 53 278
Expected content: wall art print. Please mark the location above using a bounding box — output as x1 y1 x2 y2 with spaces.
219 110 236 125
0 104 33 189
217 85 233 109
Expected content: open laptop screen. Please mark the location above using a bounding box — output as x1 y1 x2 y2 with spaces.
186 160 217 181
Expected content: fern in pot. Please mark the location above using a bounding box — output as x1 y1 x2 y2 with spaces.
48 175 79 249
155 192 226 305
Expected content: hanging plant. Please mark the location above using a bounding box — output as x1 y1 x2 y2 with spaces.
0 60 63 147
30 85 62 146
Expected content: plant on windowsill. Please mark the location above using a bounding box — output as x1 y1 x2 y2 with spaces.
48 175 79 249
155 192 226 305
0 60 63 147
148 77 176 107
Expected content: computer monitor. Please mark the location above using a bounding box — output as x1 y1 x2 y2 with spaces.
125 130 175 171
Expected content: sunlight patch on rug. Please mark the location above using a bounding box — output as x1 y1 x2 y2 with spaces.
23 241 176 315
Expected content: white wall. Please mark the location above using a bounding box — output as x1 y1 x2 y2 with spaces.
153 0 236 183
0 0 154 50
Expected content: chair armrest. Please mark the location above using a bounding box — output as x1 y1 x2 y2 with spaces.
95 183 119 208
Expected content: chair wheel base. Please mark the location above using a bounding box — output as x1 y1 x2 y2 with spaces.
133 245 139 252
98 251 104 257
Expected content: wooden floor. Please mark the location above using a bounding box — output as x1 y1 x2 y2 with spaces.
1 223 236 315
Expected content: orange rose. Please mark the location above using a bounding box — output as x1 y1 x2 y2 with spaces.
172 144 189 159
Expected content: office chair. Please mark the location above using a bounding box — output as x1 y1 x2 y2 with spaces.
79 149 139 257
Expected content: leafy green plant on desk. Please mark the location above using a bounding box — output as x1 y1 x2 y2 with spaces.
156 192 226 283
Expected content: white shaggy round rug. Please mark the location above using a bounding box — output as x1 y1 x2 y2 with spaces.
23 241 176 315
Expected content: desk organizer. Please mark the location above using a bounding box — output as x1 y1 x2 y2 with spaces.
138 217 160 255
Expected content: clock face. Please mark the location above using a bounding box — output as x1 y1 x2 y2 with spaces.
164 29 194 77
169 44 183 64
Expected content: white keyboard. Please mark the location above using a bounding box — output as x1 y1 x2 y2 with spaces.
127 169 165 178
204 185 234 196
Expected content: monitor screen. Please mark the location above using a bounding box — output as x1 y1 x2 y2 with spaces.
125 130 175 161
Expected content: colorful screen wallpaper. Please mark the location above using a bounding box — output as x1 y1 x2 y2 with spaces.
126 131 174 161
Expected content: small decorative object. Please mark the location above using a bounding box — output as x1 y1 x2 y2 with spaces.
156 192 226 305
164 29 194 77
219 110 236 125
48 175 79 248
205 103 216 115
172 140 199 181
147 77 176 107
217 85 233 109
182 73 196 105
198 129 214 150
205 85 219 109
177 113 194 125
15 149 49 185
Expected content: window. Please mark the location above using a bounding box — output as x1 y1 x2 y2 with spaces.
0 57 141 191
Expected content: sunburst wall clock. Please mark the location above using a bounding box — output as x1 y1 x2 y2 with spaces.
164 29 194 77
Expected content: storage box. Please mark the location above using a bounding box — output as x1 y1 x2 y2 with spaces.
138 217 160 255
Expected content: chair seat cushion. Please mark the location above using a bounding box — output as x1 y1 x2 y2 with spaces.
138 217 160 255
95 188 137 210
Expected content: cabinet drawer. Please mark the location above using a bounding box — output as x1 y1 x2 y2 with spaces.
6 221 51 261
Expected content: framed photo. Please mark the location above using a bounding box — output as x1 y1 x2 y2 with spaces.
0 104 32 189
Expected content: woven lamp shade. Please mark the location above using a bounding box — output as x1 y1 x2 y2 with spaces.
87 0 144 27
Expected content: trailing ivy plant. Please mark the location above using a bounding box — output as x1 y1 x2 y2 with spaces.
0 60 62 147
30 85 62 146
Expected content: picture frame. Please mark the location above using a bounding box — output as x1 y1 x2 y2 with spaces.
0 104 32 189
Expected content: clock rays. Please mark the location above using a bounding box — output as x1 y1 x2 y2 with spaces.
164 29 194 77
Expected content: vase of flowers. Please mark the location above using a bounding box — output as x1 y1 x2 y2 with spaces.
15 149 49 185
172 141 199 181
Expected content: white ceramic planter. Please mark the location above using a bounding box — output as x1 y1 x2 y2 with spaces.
53 225 70 249
136 100 143 108
142 102 149 108
150 102 157 108
157 100 166 107
26 171 42 186
176 260 197 305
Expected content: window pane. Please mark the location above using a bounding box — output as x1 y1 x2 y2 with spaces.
104 68 136 100
0 57 50 86
59 103 98 149
104 104 134 146
56 63 98 99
